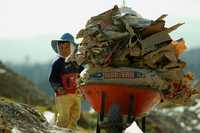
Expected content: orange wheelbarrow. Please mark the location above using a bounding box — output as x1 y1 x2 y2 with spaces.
81 82 161 133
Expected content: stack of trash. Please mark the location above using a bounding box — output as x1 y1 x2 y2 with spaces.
76 5 198 105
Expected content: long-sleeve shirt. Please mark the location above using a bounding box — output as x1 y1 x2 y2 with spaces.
49 57 84 92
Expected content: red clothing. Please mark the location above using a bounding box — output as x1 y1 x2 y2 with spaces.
55 73 78 96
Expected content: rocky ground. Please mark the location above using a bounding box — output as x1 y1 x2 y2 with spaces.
1 96 200 133
0 97 78 133
144 100 200 133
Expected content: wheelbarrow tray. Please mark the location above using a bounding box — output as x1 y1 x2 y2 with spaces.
81 82 161 118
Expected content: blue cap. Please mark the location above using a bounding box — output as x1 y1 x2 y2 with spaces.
51 33 77 53
60 33 76 44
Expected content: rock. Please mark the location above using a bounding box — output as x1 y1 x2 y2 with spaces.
142 102 200 133
0 98 78 133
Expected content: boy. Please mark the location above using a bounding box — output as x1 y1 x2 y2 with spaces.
49 33 84 130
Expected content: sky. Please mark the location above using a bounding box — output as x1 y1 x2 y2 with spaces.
0 0 200 63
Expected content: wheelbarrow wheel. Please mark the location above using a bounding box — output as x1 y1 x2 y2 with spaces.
106 104 123 133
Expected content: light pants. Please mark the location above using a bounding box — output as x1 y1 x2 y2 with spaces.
55 94 81 130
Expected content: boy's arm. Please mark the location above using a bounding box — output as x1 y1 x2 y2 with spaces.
49 59 63 92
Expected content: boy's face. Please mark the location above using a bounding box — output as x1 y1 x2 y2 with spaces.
57 42 71 57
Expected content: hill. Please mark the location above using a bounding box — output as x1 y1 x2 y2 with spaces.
4 48 200 96
182 48 200 79
0 61 52 106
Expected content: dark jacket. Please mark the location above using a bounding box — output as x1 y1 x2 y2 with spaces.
49 57 84 92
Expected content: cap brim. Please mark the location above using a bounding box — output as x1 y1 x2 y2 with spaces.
51 40 78 53
51 40 59 53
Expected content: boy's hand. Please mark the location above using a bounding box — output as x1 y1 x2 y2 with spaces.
56 87 66 95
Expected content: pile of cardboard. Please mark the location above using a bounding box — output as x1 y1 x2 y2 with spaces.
76 6 197 105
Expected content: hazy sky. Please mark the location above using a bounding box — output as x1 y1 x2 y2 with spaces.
0 0 200 63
